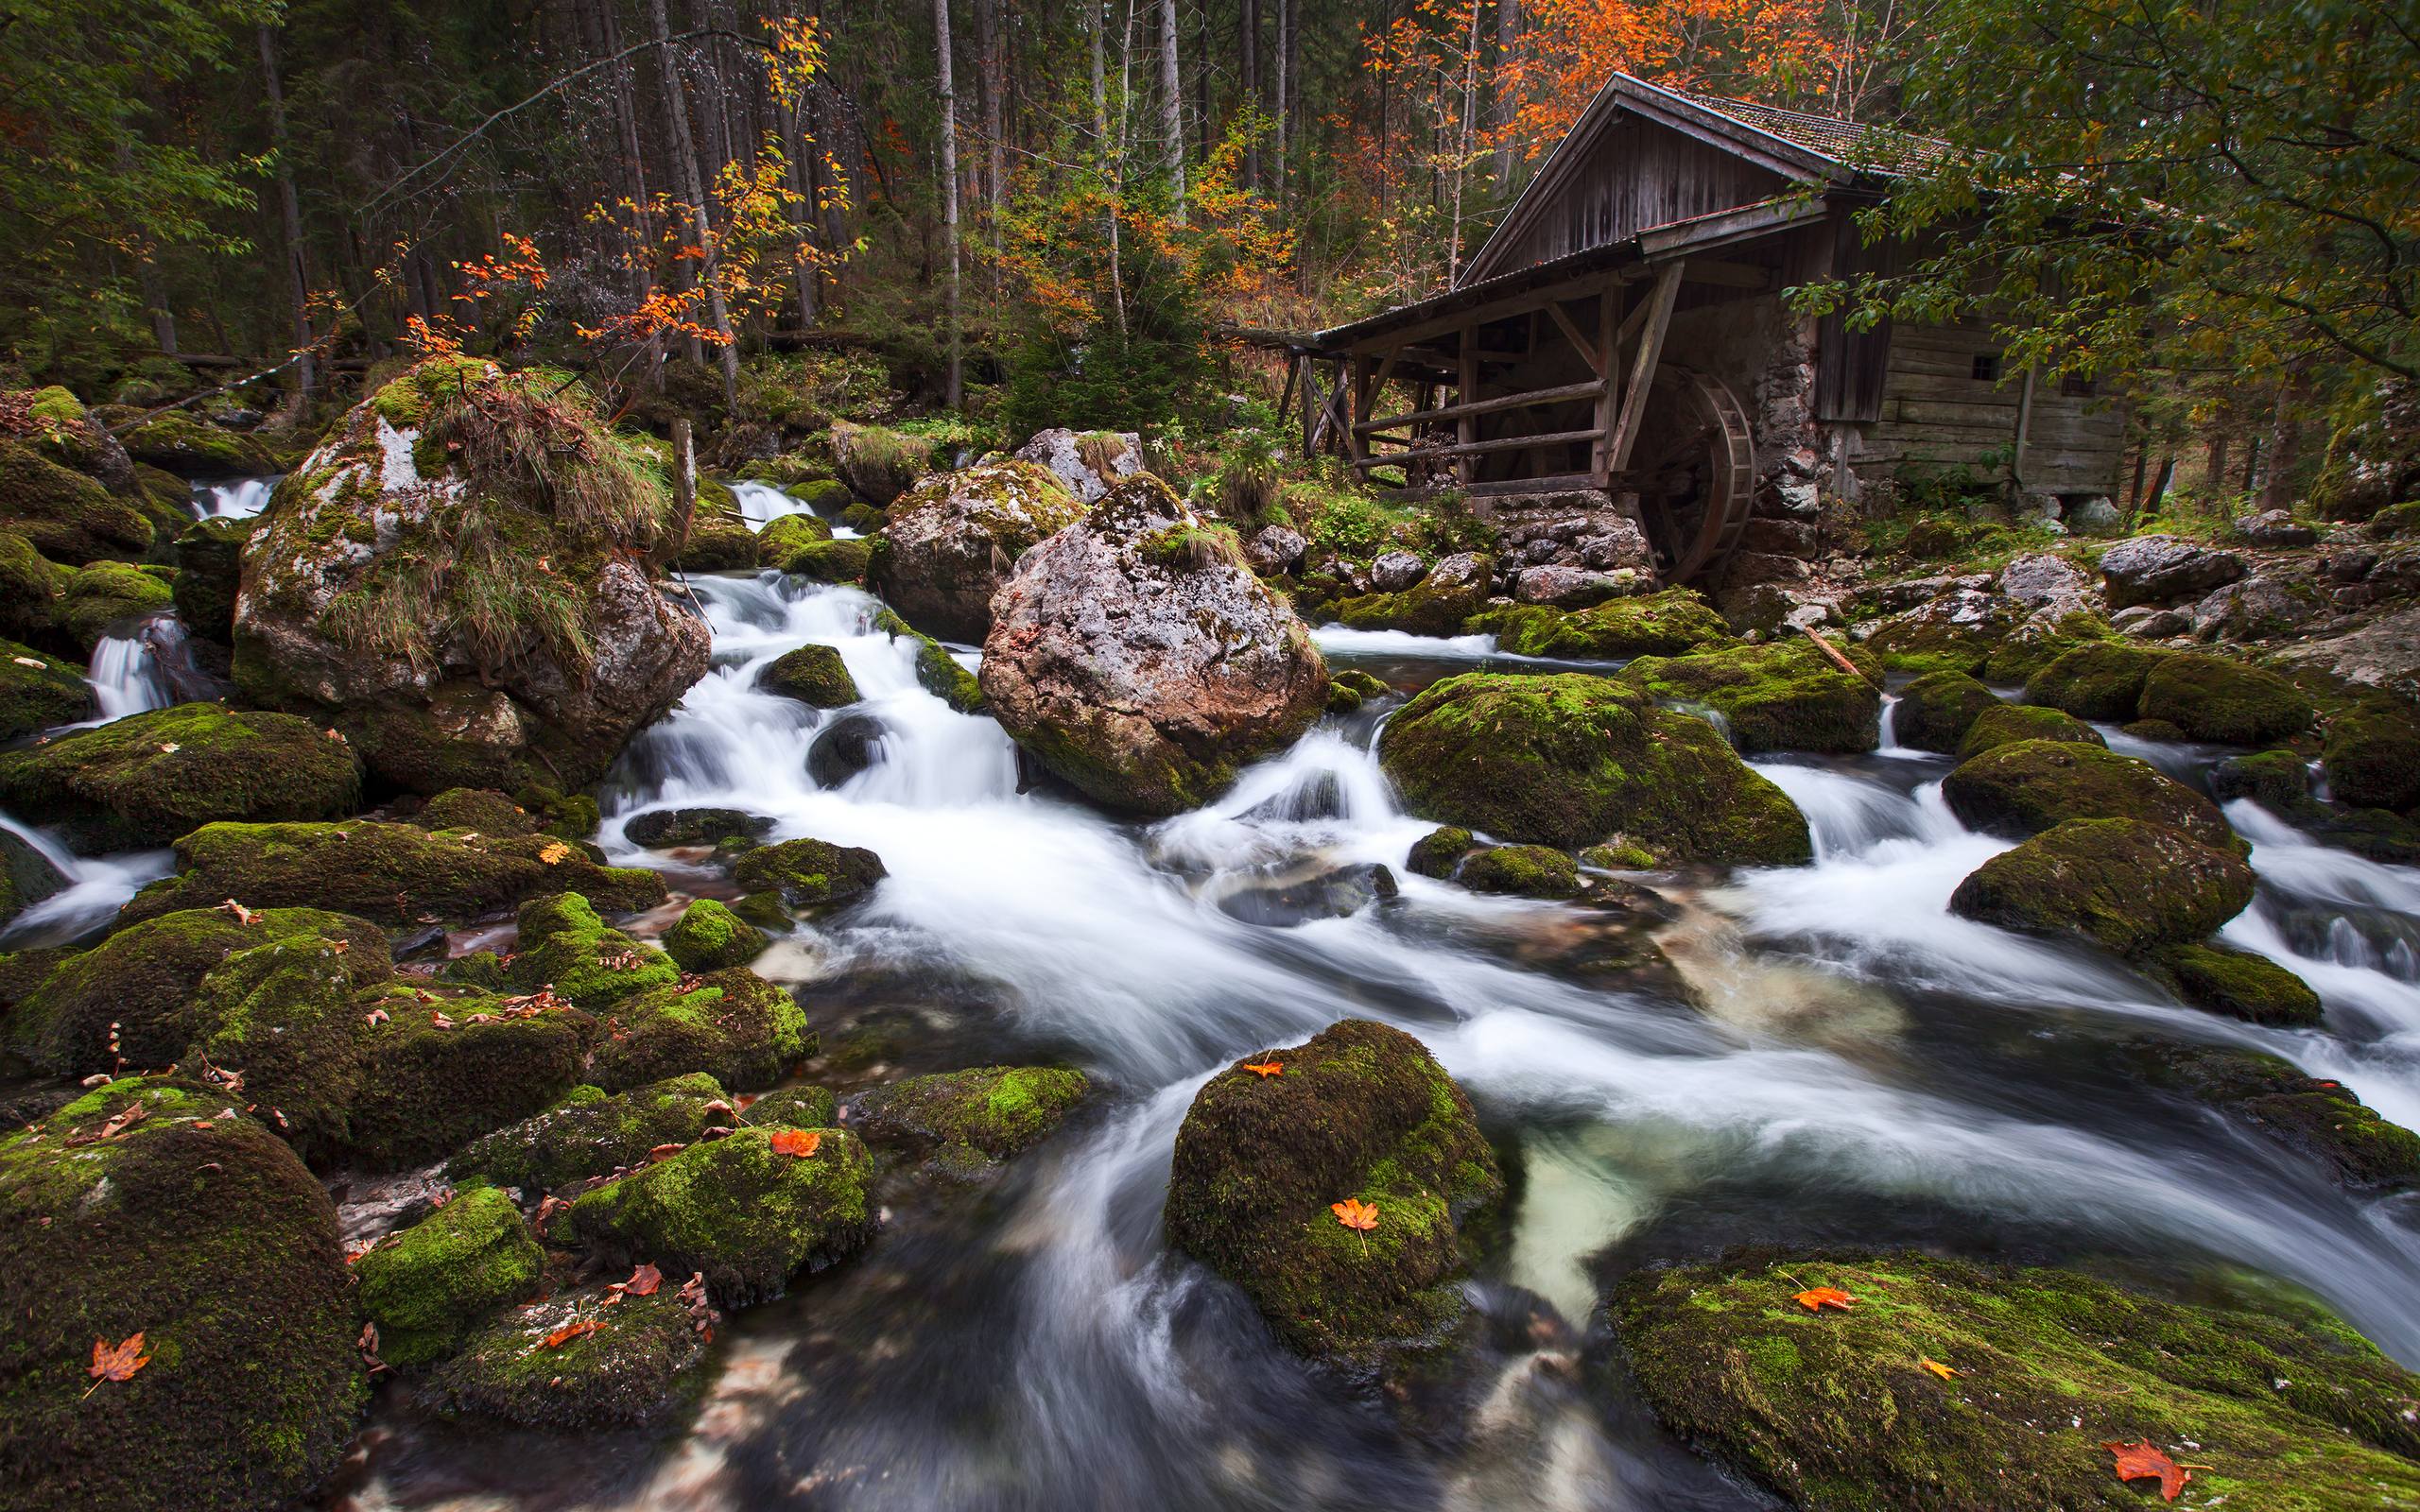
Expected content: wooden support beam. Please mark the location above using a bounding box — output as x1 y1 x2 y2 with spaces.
1605 262 1685 474
1592 276 1621 483
1463 472 1599 498
1545 300 1601 376
1356 379 1605 436
1348 268 1640 356
1457 327 1479 486
1354 427 1603 468
1345 354 1373 461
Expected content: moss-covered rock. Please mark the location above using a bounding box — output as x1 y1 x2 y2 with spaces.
2209 749 2312 809
0 531 67 644
563 1125 874 1305
1468 589 1734 660
0 439 153 564
412 786 538 835
170 516 253 644
872 606 985 711
757 643 860 708
2146 942 2324 1026
1953 702 2106 760
2322 697 2420 813
755 509 833 566
2022 643 2169 721
741 1083 838 1130
1329 560 1496 639
1166 1019 1502 1362
866 459 1082 642
851 1065 1087 1166
1614 1248 2420 1512
448 1074 733 1194
1457 844 1582 898
2149 1045 2419 1187
1859 594 2015 676
1941 739 2235 849
1325 667 1391 713
623 806 772 848
9 904 385 1074
112 410 279 477
1949 817 2256 954
0 637 91 740
121 819 666 925
1889 671 1998 755
587 967 809 1093
830 421 935 506
0 828 69 927
1379 673 1811 864
1619 638 1882 754
0 704 362 851
343 987 594 1169
0 1078 364 1510
490 891 679 1011
773 535 872 582
1405 825 1475 879
662 898 767 972
353 1186 544 1368
733 835 887 906
669 482 759 572
431 1285 717 1431
182 930 392 1162
57 559 175 650
1976 613 2122 685
2135 652 2314 745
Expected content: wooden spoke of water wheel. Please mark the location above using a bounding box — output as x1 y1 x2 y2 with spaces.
1620 365 1756 586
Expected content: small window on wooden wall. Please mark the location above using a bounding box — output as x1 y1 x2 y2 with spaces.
2060 373 2097 398
1971 352 2002 382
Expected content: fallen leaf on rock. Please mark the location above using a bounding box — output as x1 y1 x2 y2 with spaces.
2103 1440 2189 1502
538 841 572 865
1331 1198 1379 1231
541 1318 601 1349
769 1129 821 1158
85 1333 151 1393
158 742 180 754
429 1011 458 1030
1920 1356 1960 1380
364 1007 389 1027
10 655 42 668
216 898 261 926
648 1142 685 1161
1241 1061 1284 1078
624 1263 664 1297
1792 1287 1855 1314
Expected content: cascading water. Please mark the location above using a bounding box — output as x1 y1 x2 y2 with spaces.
190 475 278 519
727 478 862 539
345 560 2420 1511
84 628 173 722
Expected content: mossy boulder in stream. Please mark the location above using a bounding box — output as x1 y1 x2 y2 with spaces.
342 985 594 1169
2022 642 2169 720
1457 844 1582 898
0 637 92 740
1164 1019 1503 1363
2135 652 2314 745
1469 589 1734 660
171 516 254 643
2323 697 2420 813
1889 670 1997 755
586 967 809 1093
412 785 540 835
563 1125 875 1306
448 1074 734 1194
775 534 872 582
1405 826 1476 879
872 606 985 711
0 440 154 564
1953 702 2106 761
757 643 860 707
181 927 395 1162
0 1078 364 1512
2147 1045 2420 1187
851 1065 1088 1168
57 559 174 651
111 409 279 477
2145 942 2324 1026
0 704 363 850
1379 673 1811 864
755 508 832 561
733 835 887 906
1941 739 2235 849
482 890 680 1011
2209 748 2312 809
661 898 767 972
1614 1249 2420 1512
866 459 1082 642
1619 638 1882 754
121 819 666 925
0 533 68 644
431 1285 717 1431
353 1186 544 1368
1330 555 1496 638
1949 817 2256 954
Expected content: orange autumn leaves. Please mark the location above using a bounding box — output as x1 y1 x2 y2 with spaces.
84 1333 150 1397
769 1128 822 1158
1331 1198 1380 1232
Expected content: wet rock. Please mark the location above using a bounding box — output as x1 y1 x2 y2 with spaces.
2209 749 2311 809
1370 550 1427 592
1324 667 1392 714
755 509 833 568
2151 1045 2416 1186
624 807 773 848
2235 507 2318 547
1330 559 1495 636
1942 739 2234 848
2135 652 2313 744
0 827 69 927
1512 563 1629 609
0 1078 364 1511
171 516 254 644
1949 816 2255 953
830 421 935 506
1615 1249 2420 1512
353 1187 543 1368
431 1286 717 1431
1468 588 1733 660
1380 673 1811 864
805 710 889 788
663 898 768 972
232 358 711 794
122 819 666 926
1457 844 1582 898
668 482 759 571
851 1065 1088 1167
448 1074 732 1194
1245 523 1307 575
2189 574 2319 641
1620 638 1883 755
2098 533 2246 608
343 986 594 1170
472 891 677 1010
563 1125 874 1306
108 409 279 477
757 643 860 710
770 534 871 583
182 928 397 1163
56 559 174 652
1889 670 1998 754
0 636 91 741
2022 642 2169 720
1857 590 2014 676
2323 697 2420 812
1406 826 1475 879
413 787 539 836
1165 1020 1502 1363
1953 702 2104 760
981 475 1329 815
2113 604 2192 638
732 835 886 906
865 460 1082 642
1012 426 1144 503
741 1084 838 1129
0 439 155 564
586 968 811 1093
2145 942 2323 1026
1996 551 2088 609
1219 863 1397 925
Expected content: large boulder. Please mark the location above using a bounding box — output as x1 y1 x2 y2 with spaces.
57 560 175 652
2022 642 2170 720
1380 673 1811 864
1012 427 1144 503
2135 652 2314 745
352 1186 544 1368
830 421 934 506
2098 533 2245 608
851 1065 1088 1167
231 358 710 793
447 1074 734 1194
1941 739 2235 848
864 459 1082 642
2324 697 2420 812
341 985 595 1170
1165 1020 1502 1363
732 835 886 906
1953 702 2104 760
0 638 92 741
0 1078 365 1511
431 1285 718 1431
981 475 1330 814
584 967 810 1093
109 410 280 478
1949 816 2256 954
0 440 154 564
1855 589 2014 676
757 643 859 707
1890 670 1998 754
1618 638 1882 754
0 704 361 851
1328 552 1495 637
1468 589 1733 660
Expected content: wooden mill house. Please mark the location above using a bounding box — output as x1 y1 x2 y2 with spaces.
1270 73 2128 590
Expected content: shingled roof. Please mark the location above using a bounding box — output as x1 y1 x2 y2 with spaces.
1670 88 1949 173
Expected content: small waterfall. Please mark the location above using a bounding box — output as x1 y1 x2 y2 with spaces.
0 810 174 948
730 478 862 540
190 476 277 519
87 630 172 722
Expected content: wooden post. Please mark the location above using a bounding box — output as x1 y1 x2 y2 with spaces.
1592 276 1621 486
1345 354 1374 462
1457 326 1478 485
1605 262 1684 475
2010 365 2037 490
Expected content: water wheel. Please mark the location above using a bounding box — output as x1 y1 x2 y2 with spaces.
1621 365 1755 586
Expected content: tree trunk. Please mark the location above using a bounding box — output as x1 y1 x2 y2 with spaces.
1273 0 1293 204
1447 0 1482 283
2258 384 2305 512
1491 0 1520 202
257 24 316 399
1157 0 1184 220
648 0 739 403
935 0 964 408
1240 0 1260 191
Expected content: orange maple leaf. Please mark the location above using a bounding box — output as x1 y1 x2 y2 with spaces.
87 1332 151 1387
1793 1287 1855 1314
1241 1061 1284 1078
769 1129 821 1158
542 1317 602 1349
1331 1198 1379 1231
2103 1440 2190 1502
624 1263 664 1297
1919 1356 1960 1380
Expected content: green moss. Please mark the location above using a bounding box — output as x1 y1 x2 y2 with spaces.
587 967 810 1093
1324 667 1391 714
0 531 67 644
1378 673 1812 864
1949 817 2257 954
741 1084 838 1130
1457 844 1582 898
774 535 872 582
758 644 860 708
344 988 594 1170
1405 825 1475 879
185 931 392 1163
2023 643 2170 721
1890 671 1998 755
1942 739 2236 848
733 835 887 906
1331 568 1494 638
0 439 154 564
2136 653 2314 745
500 891 680 1010
2210 749 2313 810
670 482 759 571
2147 942 2324 1026
1580 840 1659 869
563 1125 874 1305
58 559 175 649
830 421 936 506
663 899 768 972
431 1286 717 1431
1978 613 2121 685
2366 500 2420 539
113 409 279 476
121 819 667 926
448 1074 732 1194
0 636 91 740
0 704 362 850
414 787 538 835
0 1077 365 1509
1615 1249 2420 1512
354 1187 544 1368
756 509 833 570
1469 589 1734 660
1860 604 2012 677
1954 702 2106 760
851 1065 1088 1163
2148 1045 2420 1187
1620 639 1882 755
1165 1019 1502 1362
872 607 985 711
170 516 254 644
2323 697 2420 812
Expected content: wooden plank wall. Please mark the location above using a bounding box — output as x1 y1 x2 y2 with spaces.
1483 117 1789 275
1856 318 2125 494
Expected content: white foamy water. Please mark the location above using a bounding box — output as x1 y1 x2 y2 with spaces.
1311 623 1496 658
728 478 861 539
189 475 277 519
85 629 172 723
